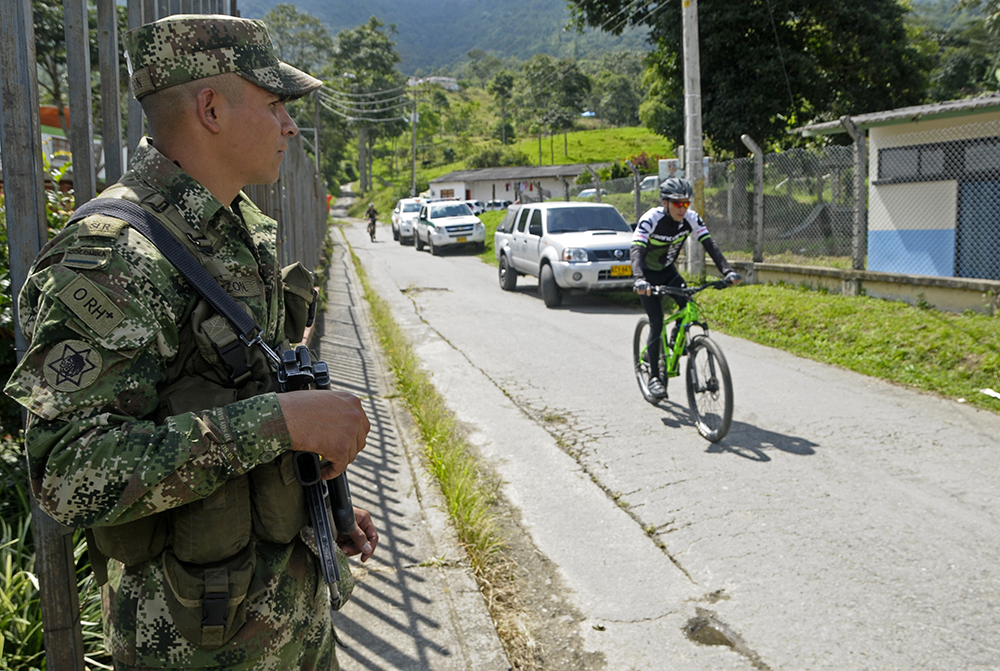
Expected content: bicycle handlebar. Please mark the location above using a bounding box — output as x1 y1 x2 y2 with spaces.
639 278 735 298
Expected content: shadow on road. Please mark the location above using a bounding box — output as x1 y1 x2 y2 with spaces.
706 421 818 461
657 407 818 462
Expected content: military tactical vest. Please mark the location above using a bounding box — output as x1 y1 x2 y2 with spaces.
80 184 346 650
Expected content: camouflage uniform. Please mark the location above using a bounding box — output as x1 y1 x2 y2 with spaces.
4 14 340 670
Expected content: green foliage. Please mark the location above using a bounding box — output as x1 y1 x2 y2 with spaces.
264 4 335 74
466 147 532 169
570 0 930 155
701 283 1000 412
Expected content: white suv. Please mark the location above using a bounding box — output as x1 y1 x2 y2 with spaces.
415 201 486 255
391 197 422 244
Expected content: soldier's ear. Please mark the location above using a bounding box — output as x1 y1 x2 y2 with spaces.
195 87 223 134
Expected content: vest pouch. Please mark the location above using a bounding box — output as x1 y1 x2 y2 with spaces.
249 452 309 544
281 262 316 344
170 475 251 565
91 513 167 567
162 541 259 651
163 375 239 419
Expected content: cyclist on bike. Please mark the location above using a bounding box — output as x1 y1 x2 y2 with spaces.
365 202 378 221
631 177 741 399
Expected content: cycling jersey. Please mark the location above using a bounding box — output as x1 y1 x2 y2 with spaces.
630 206 733 279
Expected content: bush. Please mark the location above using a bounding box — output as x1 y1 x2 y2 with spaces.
466 147 531 169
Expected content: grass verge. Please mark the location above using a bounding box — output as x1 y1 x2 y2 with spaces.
687 280 1000 413
345 242 536 669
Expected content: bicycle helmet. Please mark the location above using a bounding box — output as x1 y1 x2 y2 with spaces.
659 177 693 202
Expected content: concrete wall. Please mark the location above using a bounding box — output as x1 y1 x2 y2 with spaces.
731 260 1000 315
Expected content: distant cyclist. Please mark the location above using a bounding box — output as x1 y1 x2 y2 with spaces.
631 177 741 399
365 202 378 241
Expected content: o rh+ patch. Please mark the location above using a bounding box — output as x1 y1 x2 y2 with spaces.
44 340 102 391
57 274 125 337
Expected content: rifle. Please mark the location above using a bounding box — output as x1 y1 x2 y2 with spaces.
276 345 357 607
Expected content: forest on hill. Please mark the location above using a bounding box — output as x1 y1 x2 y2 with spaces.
238 0 648 75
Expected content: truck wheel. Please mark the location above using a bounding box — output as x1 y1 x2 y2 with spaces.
499 255 517 291
540 264 562 308
392 226 399 241
429 237 440 256
415 232 424 251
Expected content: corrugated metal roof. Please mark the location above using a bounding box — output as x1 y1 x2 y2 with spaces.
792 94 1000 136
430 163 606 183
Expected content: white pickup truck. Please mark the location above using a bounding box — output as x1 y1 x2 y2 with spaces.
493 202 635 307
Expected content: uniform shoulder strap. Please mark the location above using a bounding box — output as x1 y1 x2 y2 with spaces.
68 198 262 344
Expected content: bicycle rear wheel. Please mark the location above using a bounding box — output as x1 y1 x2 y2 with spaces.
685 335 733 442
632 316 662 404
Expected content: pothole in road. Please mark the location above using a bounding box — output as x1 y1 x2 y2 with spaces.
684 607 772 671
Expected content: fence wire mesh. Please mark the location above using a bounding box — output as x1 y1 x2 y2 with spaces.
865 117 1000 281
704 146 859 269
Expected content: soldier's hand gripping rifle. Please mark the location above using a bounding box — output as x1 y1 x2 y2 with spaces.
258 343 357 605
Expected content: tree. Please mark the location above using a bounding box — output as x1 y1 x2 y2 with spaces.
568 0 930 154
264 4 335 75
329 17 407 192
488 71 515 144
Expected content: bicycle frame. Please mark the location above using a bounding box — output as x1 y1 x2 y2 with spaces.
661 301 707 377
642 281 722 377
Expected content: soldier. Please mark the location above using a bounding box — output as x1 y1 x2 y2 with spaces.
5 14 378 669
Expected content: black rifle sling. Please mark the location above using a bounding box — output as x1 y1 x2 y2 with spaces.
68 198 263 344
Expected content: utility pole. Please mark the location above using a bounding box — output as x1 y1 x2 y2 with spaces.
682 0 705 277
410 89 418 197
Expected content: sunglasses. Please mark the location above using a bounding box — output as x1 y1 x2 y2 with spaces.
668 200 691 208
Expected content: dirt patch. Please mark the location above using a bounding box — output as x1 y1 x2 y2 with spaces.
493 502 607 671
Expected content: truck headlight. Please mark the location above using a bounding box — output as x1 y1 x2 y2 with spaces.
561 248 589 263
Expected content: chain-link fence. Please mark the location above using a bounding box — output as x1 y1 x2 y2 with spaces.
702 146 860 268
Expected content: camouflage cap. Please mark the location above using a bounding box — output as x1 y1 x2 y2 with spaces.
123 14 322 101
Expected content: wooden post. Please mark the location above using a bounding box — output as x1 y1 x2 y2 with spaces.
127 0 145 159
0 1 87 669
64 0 97 205
97 0 123 185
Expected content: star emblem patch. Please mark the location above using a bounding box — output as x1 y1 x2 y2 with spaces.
43 340 102 391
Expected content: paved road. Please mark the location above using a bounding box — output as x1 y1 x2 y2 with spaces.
343 218 1000 671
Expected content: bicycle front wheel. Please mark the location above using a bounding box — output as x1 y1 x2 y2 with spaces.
685 335 733 442
633 316 660 404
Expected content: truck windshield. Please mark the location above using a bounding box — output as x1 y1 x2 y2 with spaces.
547 207 630 234
432 203 473 218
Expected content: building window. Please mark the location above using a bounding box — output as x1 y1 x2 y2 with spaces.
876 136 1000 184
440 189 454 198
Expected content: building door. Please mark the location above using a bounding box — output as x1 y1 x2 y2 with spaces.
957 181 1000 280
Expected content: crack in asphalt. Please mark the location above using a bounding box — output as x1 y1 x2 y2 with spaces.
399 290 781 670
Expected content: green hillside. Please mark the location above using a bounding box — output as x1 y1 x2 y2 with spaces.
239 0 648 75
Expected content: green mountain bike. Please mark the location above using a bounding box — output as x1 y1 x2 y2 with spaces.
633 280 736 442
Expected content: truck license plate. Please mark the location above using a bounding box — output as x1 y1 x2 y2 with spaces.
610 264 632 277
457 236 467 242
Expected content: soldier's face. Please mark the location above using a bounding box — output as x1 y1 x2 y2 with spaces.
223 80 298 186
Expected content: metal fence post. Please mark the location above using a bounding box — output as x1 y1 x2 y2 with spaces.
840 115 867 271
626 160 641 223
741 134 764 262
1 1 87 669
